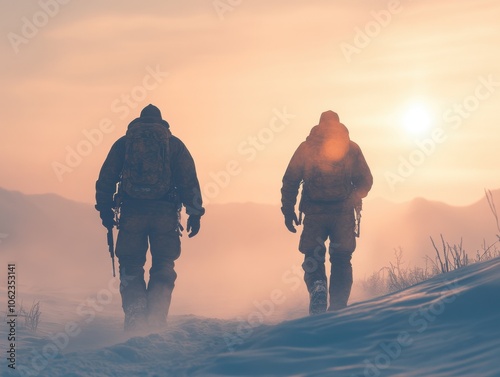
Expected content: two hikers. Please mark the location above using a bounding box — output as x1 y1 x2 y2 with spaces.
95 104 204 331
281 110 373 314
95 106 371 329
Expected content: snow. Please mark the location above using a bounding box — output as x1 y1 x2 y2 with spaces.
2 257 500 377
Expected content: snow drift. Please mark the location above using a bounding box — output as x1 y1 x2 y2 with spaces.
3 256 499 377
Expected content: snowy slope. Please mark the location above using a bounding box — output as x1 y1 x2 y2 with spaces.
196 257 500 377
2 257 500 377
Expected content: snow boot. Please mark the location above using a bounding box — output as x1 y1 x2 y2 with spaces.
124 299 148 332
309 280 327 315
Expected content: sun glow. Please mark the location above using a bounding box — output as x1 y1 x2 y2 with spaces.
401 102 434 136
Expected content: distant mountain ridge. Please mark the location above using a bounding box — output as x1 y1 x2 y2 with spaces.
362 191 500 266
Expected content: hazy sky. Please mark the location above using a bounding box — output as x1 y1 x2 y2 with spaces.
1 0 499 206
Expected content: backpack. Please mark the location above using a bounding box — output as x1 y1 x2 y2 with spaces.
121 121 172 200
302 152 353 202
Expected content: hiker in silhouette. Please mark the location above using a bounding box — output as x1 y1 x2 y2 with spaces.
281 110 372 314
95 104 205 331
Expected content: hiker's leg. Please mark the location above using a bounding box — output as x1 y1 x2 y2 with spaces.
116 211 149 331
328 209 356 311
299 214 329 314
147 206 181 328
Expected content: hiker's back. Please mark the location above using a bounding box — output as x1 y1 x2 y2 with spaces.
121 120 172 200
300 116 354 204
302 144 354 202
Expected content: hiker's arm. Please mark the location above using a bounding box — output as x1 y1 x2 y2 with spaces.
171 138 205 216
351 145 373 199
281 144 305 215
95 137 125 210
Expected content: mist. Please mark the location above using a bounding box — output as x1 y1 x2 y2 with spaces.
2 187 499 325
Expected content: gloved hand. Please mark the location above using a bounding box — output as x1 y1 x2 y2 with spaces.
284 212 301 233
187 215 201 238
99 208 115 229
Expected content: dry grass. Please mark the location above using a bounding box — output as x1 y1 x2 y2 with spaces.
19 300 42 333
360 189 500 298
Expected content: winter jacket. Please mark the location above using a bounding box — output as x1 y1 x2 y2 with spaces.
95 117 205 216
281 111 373 216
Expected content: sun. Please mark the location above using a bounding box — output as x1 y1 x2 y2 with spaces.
401 102 434 136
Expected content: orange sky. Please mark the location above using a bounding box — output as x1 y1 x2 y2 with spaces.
1 0 499 206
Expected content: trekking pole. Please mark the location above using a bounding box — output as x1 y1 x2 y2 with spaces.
106 227 116 277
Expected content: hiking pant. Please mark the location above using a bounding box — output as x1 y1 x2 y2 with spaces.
299 208 356 311
115 201 180 330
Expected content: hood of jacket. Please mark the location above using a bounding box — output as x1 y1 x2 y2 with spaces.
305 111 350 161
127 117 170 130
